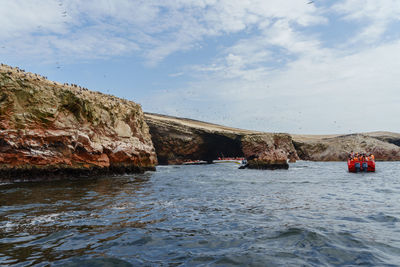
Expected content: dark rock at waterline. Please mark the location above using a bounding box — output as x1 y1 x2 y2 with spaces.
0 165 156 183
239 160 289 170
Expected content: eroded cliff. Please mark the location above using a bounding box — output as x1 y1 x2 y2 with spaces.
145 113 400 164
0 64 157 181
144 113 298 168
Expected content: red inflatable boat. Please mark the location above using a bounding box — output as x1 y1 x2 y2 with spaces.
347 159 375 172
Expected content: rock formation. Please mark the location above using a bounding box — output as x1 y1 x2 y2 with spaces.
145 113 400 164
241 134 292 169
0 64 157 182
144 113 298 169
292 132 400 161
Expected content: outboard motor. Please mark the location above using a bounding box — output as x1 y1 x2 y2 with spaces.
355 162 360 172
362 162 368 172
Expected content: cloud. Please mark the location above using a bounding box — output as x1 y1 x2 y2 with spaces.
0 0 325 64
333 0 400 43
168 72 184 77
0 0 68 39
143 35 400 133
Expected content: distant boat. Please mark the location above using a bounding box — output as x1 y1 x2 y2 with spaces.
213 157 246 164
347 159 375 172
182 160 208 165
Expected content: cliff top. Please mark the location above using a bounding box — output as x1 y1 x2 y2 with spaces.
144 112 261 135
0 62 153 144
292 131 400 142
0 63 138 111
145 112 400 142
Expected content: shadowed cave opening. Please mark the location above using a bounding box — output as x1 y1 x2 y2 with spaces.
198 132 244 163
151 130 244 165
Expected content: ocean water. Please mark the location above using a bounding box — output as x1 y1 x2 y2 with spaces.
1 161 400 266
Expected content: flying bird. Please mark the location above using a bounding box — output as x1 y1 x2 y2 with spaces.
307 1 314 4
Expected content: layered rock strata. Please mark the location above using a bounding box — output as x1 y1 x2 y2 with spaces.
144 113 298 169
292 132 400 161
0 64 157 182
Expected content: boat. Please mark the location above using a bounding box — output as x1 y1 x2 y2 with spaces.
347 159 375 172
213 157 247 164
182 160 208 165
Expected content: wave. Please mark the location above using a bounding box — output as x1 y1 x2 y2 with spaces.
367 212 399 223
265 227 393 266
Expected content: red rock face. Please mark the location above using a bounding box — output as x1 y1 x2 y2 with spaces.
241 134 294 169
0 64 157 181
241 134 298 160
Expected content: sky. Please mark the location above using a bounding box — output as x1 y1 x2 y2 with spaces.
1 0 400 134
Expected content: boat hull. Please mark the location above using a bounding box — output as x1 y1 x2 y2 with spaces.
182 161 208 165
213 160 244 164
347 160 375 172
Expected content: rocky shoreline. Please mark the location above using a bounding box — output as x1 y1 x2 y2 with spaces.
1 63 400 181
0 165 155 183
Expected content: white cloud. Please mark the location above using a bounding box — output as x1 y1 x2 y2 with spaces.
0 0 325 63
0 0 68 39
144 37 400 133
333 0 400 42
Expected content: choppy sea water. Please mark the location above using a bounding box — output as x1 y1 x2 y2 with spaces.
1 161 400 266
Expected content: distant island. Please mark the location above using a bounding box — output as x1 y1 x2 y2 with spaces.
1 63 399 182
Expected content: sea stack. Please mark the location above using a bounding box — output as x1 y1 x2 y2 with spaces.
0 64 157 182
240 134 293 170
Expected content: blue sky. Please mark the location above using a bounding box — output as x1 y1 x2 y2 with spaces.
1 0 400 134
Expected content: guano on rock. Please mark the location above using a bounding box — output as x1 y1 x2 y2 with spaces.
0 64 157 182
